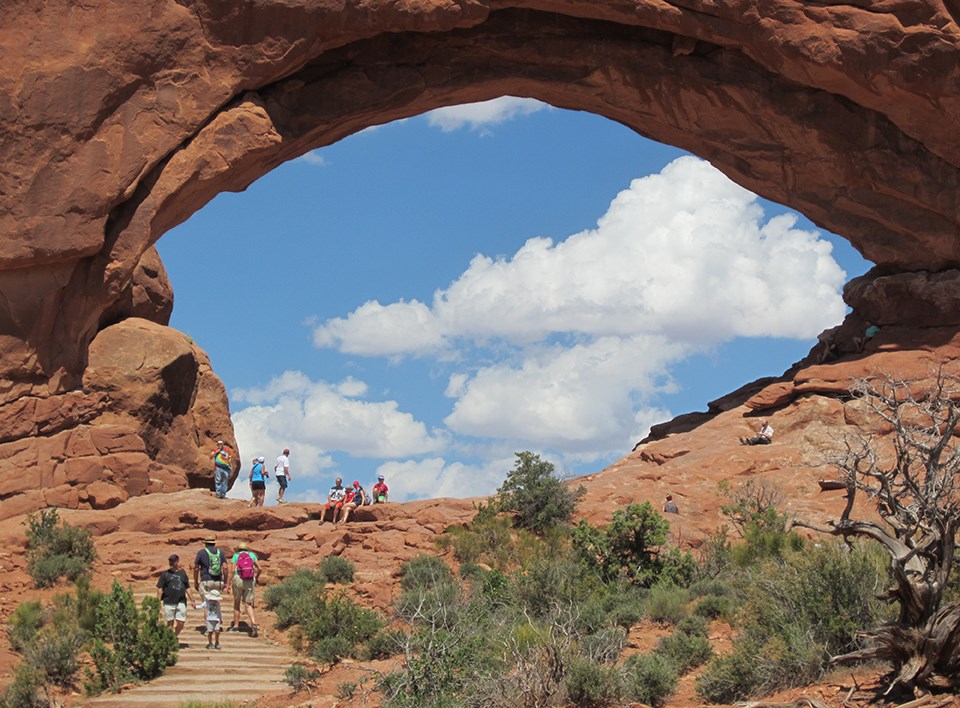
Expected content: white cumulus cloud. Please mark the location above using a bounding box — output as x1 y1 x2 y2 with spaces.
230 372 447 483
426 97 549 133
374 456 511 502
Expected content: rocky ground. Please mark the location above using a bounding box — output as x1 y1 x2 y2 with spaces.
3 325 960 706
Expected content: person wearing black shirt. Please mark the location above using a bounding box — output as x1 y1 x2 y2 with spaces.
194 536 231 598
157 553 195 642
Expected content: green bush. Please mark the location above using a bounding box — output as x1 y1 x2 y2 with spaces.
319 555 355 584
495 451 584 534
0 663 48 708
364 628 406 660
564 655 623 707
696 542 888 703
24 624 85 686
85 582 178 694
7 601 44 653
24 509 97 588
622 653 678 706
645 583 689 625
654 628 713 674
675 614 709 638
263 568 326 628
399 555 453 592
301 593 382 665
284 663 319 692
694 594 734 620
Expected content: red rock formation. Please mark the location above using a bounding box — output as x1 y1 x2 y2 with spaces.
1 3 959 521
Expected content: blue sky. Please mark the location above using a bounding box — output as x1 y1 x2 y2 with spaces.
158 98 871 504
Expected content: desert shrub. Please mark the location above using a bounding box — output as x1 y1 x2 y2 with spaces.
658 547 699 587
284 663 320 692
400 555 453 591
301 593 382 665
622 653 678 706
654 627 713 674
7 601 44 653
564 655 623 707
24 624 85 686
675 614 709 637
645 583 689 625
85 582 178 694
696 541 888 703
319 555 355 584
263 568 326 628
0 663 48 708
580 626 628 664
364 628 406 660
397 556 461 629
337 681 358 700
24 509 96 588
495 451 584 534
439 512 561 571
694 594 734 620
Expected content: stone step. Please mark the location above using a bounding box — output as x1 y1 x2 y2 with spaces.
87 689 283 706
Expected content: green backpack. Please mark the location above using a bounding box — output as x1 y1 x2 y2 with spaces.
205 547 223 576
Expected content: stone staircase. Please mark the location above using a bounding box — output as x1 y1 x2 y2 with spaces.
84 589 297 707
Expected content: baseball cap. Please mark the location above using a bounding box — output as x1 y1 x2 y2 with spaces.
353 480 360 486
378 475 385 480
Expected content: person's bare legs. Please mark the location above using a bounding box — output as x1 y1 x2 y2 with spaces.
342 502 356 523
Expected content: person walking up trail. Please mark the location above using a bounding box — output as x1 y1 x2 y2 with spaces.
228 542 262 637
194 536 230 598
212 440 232 499
249 456 267 507
198 589 223 650
156 553 195 646
274 448 291 504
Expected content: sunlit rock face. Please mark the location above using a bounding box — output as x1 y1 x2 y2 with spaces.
0 0 958 513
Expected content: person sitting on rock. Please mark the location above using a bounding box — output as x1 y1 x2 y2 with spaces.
372 475 389 503
663 494 679 514
740 419 774 446
854 321 881 352
341 481 367 523
321 477 347 524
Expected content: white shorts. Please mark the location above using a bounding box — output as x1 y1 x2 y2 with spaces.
163 602 187 622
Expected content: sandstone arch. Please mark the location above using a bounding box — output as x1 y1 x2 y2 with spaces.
2 0 959 513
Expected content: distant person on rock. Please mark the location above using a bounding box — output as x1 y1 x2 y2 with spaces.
194 536 230 598
212 440 232 499
228 542 261 638
198 588 223 650
372 475 389 504
816 325 841 364
854 321 881 352
274 448 291 504
341 480 367 523
321 477 347 523
157 553 195 646
740 419 774 446
663 495 679 514
249 456 267 508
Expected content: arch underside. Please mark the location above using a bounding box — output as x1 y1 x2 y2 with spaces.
1 1 959 397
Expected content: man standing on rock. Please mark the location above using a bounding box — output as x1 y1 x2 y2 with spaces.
212 440 232 499
274 448 291 504
157 553 195 646
194 536 230 598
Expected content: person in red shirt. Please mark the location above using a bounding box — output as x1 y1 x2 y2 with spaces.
372 475 389 503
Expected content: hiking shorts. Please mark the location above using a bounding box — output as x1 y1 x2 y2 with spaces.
206 619 222 633
163 601 187 622
232 575 255 605
250 480 265 491
276 475 288 489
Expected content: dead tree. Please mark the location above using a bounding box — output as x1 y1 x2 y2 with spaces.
797 371 960 696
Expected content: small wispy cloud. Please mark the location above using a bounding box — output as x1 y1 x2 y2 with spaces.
426 97 549 133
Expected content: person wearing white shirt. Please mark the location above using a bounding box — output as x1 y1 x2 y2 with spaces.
274 448 291 503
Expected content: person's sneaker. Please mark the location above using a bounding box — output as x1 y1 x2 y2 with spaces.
206 643 213 650
251 625 259 638
214 643 221 650
226 626 239 632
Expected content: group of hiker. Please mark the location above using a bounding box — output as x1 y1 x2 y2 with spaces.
156 537 261 650
211 442 292 504
321 475 389 524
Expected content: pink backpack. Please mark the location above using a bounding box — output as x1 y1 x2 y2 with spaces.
237 551 255 579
